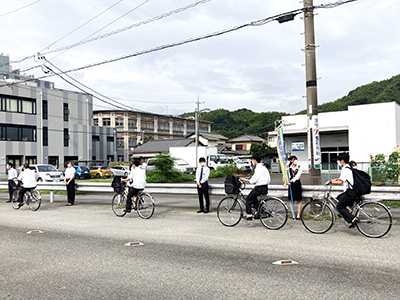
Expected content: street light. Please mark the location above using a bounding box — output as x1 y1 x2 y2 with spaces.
195 105 210 167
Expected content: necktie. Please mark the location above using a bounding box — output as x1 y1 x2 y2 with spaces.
199 167 203 182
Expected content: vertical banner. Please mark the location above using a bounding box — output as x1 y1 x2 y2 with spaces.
312 115 321 169
307 117 312 169
276 127 288 187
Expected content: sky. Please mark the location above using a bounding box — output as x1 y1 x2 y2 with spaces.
1 0 399 116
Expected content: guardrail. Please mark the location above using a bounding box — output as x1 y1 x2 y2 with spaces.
1 181 400 202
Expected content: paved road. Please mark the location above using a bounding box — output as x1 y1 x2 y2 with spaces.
1 200 399 300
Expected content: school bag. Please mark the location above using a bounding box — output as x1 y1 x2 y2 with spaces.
111 176 124 193
224 175 240 194
347 166 372 196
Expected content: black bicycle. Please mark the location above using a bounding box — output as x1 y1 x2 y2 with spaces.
112 182 155 219
217 179 288 230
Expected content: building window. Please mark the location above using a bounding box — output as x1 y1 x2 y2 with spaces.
186 125 195 134
0 124 36 142
103 118 111 126
128 138 136 147
236 144 245 151
173 124 184 135
107 136 114 142
199 126 208 133
115 117 124 128
64 128 69 147
25 156 37 165
158 122 170 133
93 118 99 126
117 137 124 148
128 119 137 129
0 94 36 114
63 103 69 122
42 100 48 120
43 126 48 146
141 120 154 132
48 156 59 168
92 135 100 142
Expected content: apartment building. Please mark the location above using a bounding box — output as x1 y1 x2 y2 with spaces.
93 110 212 161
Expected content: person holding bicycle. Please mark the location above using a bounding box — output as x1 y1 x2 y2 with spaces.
241 154 271 220
325 153 359 228
14 163 37 208
121 160 146 213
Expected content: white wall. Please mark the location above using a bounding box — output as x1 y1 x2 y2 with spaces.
349 102 398 162
169 147 217 167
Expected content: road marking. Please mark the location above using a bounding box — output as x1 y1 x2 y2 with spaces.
124 242 144 247
272 260 298 265
27 230 43 234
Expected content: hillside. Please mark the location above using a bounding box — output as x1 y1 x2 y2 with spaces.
183 74 400 139
298 74 400 114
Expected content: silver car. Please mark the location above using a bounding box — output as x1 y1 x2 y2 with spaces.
110 165 131 177
29 164 63 182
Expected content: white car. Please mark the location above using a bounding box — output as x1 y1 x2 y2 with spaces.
110 165 131 177
229 157 252 172
29 164 63 182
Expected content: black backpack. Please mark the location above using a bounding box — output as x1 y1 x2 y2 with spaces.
111 176 124 193
224 175 240 194
347 166 371 196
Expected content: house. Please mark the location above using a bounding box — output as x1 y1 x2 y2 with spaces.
186 132 228 148
131 138 199 158
228 134 265 155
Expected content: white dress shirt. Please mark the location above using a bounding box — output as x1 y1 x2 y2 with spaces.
7 168 17 180
17 169 37 188
64 166 76 180
250 163 271 186
340 164 354 191
196 165 210 184
128 167 146 189
289 165 302 182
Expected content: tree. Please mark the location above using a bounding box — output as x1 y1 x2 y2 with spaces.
250 141 277 158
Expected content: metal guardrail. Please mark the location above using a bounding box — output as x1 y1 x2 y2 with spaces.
1 181 400 202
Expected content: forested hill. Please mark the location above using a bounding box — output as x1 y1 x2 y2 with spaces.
298 74 400 114
181 74 399 139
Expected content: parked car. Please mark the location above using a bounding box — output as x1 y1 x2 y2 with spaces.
74 165 91 179
228 157 251 172
146 158 195 174
29 164 63 182
90 166 112 178
110 165 130 177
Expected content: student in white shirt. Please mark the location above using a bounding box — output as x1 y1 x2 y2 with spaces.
14 163 37 207
241 154 271 220
325 153 359 228
196 157 211 213
287 156 303 220
6 162 18 203
121 160 146 213
64 161 76 206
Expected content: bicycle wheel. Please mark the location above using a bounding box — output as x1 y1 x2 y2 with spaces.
112 193 127 217
136 193 155 219
28 190 41 211
355 202 392 238
258 198 288 230
11 190 20 210
301 200 335 234
217 196 242 227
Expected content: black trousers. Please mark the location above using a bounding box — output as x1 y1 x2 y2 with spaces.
337 189 357 223
197 181 210 210
18 187 34 204
8 180 15 201
126 187 143 211
246 185 268 215
67 179 75 205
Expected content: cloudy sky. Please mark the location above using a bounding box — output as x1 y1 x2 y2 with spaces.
1 0 399 116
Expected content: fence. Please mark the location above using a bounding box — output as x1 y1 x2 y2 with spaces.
1 181 399 202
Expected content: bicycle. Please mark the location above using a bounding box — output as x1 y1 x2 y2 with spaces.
300 184 393 238
217 179 288 230
11 184 42 211
111 182 155 219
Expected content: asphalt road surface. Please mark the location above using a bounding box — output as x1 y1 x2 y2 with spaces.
0 200 399 300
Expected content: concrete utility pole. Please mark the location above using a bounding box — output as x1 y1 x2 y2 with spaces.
303 0 321 183
195 97 201 167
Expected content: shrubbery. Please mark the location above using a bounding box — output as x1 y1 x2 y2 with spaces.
371 149 400 184
209 165 243 178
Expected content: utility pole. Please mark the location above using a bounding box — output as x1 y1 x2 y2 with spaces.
303 0 321 183
195 97 200 167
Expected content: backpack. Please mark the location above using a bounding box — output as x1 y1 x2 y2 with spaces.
224 175 240 194
111 176 124 193
347 166 371 196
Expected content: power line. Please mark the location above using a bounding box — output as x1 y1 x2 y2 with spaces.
0 0 42 18
12 0 212 67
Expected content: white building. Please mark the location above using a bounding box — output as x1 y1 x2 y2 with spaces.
267 102 400 171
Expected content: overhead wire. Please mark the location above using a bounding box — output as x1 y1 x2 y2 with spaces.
0 0 42 18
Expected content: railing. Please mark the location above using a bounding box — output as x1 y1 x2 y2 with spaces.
1 181 399 202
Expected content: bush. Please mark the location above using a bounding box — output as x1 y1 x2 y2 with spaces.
146 170 195 183
209 165 243 178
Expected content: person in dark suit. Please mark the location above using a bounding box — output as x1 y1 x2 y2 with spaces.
196 157 210 213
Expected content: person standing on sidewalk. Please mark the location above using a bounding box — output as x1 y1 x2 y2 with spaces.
64 161 76 206
6 163 17 203
287 156 302 220
196 157 210 214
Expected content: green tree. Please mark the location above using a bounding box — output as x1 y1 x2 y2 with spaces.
250 141 277 158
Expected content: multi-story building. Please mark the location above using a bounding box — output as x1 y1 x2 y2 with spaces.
0 70 116 176
93 110 212 161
